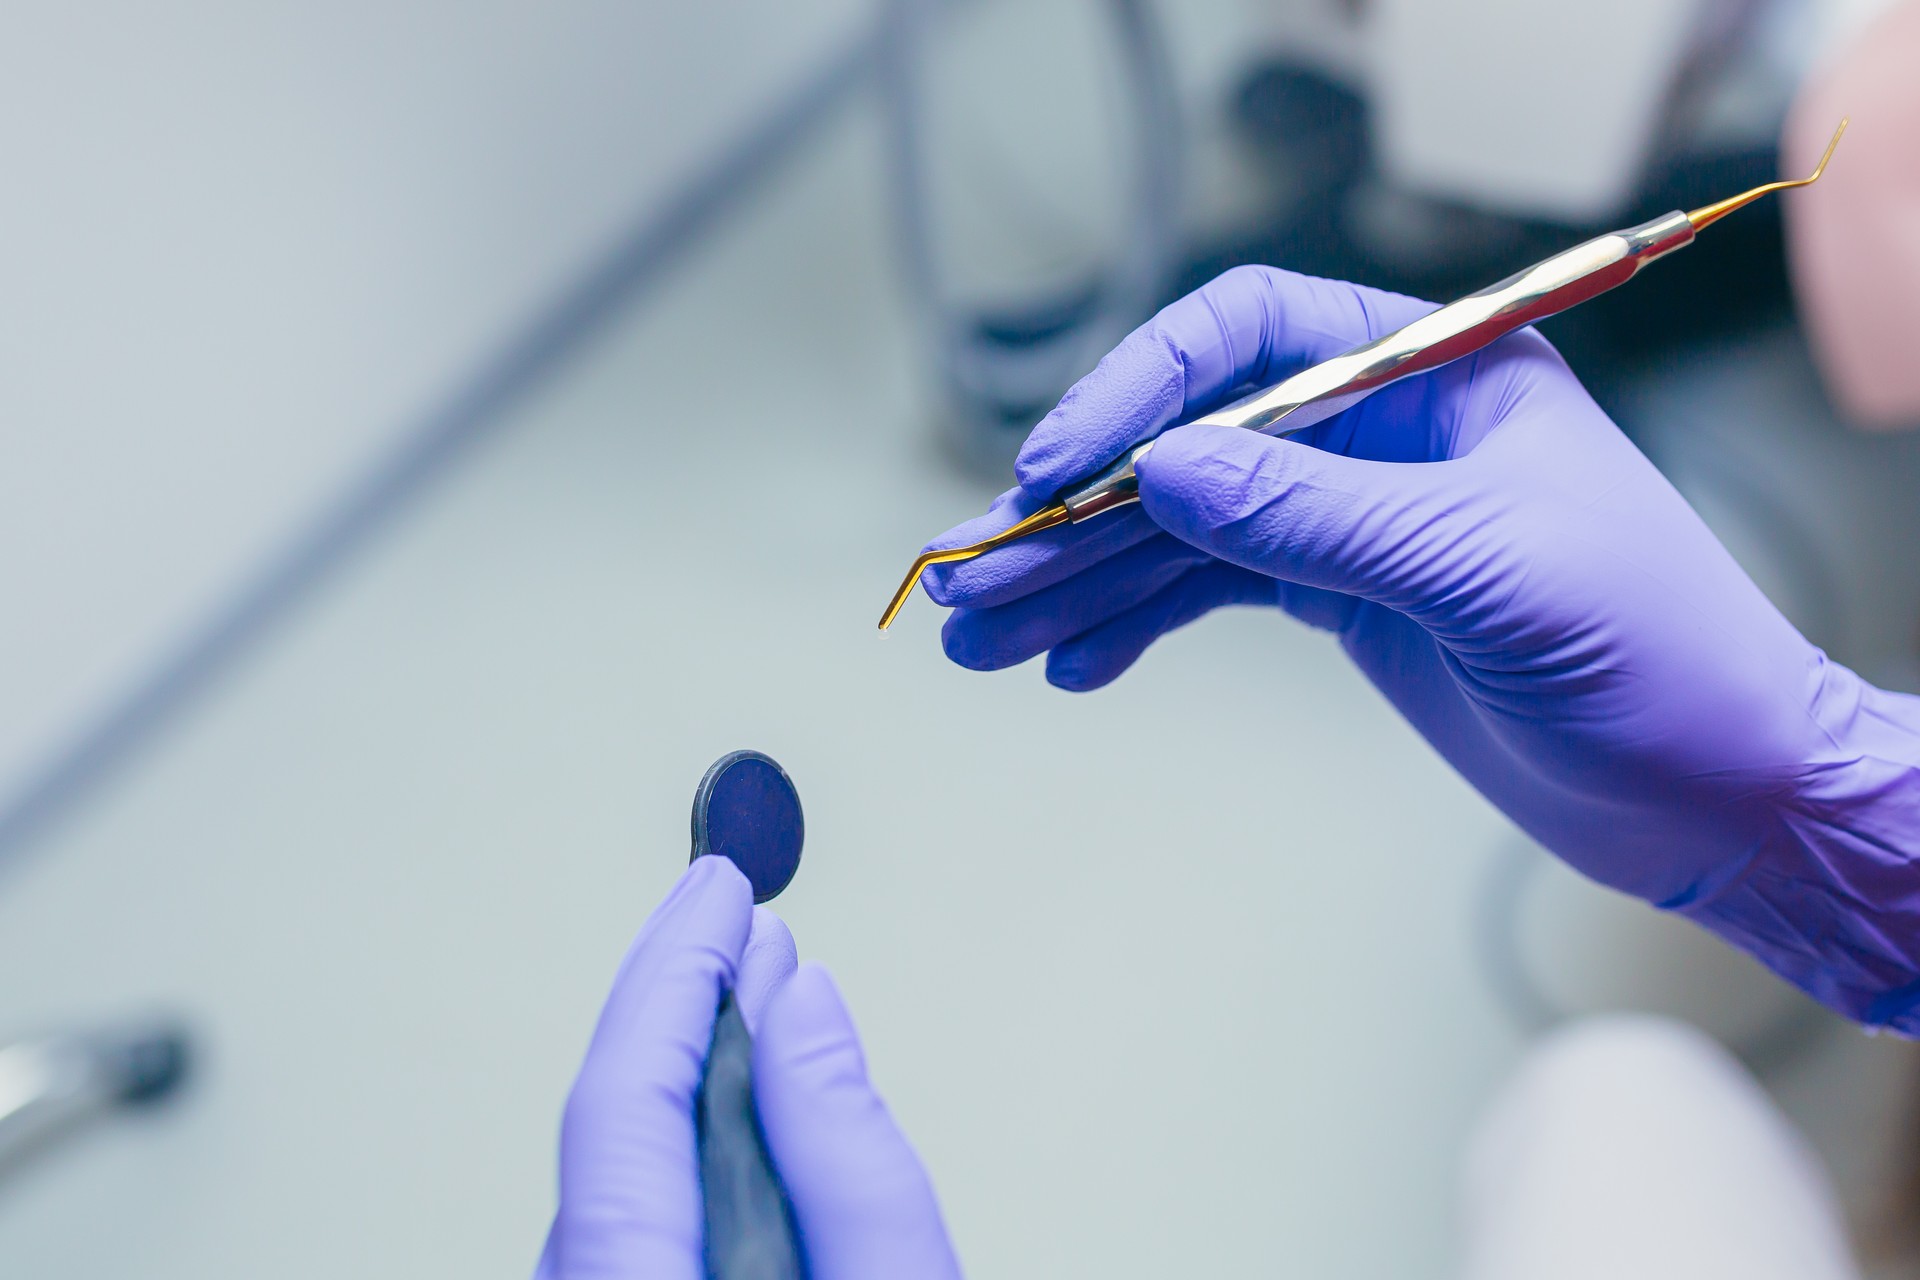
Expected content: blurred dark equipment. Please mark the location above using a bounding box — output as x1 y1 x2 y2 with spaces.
884 0 1182 475
885 5 1807 467
1197 57 1801 419
689 750 806 1280
0 1021 189 1180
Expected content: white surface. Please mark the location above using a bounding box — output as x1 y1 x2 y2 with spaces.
1368 0 1708 220
0 1 863 812
0 40 1914 1280
1461 1017 1860 1280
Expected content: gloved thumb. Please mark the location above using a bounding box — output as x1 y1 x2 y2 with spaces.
752 965 962 1280
734 907 798 1035
1137 422 1472 613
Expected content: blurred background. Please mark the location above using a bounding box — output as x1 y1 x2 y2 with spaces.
1 0 1918 1274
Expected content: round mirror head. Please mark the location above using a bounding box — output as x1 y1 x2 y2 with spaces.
689 750 804 904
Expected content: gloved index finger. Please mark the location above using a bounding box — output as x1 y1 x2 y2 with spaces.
921 484 1162 611
1011 266 1437 501
551 856 754 1279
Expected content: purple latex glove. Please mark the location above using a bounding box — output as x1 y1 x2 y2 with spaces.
926 265 1920 1033
534 856 962 1278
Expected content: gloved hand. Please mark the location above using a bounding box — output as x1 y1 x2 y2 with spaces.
534 855 962 1278
925 265 1920 1032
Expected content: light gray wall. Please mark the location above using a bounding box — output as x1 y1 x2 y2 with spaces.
0 2 862 804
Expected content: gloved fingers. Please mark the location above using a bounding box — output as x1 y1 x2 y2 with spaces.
1137 422 1472 612
925 268 1445 614
1013 265 1437 500
735 906 798 1035
920 485 1162 612
549 856 752 1280
755 965 963 1280
940 532 1212 671
533 1224 561 1279
1273 580 1366 634
1045 560 1281 691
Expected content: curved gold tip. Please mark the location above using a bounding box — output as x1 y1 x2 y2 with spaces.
1687 117 1847 232
877 503 1071 631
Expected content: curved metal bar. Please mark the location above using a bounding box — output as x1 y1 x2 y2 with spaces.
877 503 1069 630
1686 117 1846 231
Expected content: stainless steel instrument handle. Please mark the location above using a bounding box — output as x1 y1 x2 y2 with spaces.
1058 210 1696 521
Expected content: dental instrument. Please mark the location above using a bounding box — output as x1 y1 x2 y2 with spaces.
689 750 807 1280
879 119 1849 631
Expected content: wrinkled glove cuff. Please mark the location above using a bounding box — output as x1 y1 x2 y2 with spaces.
1679 685 1920 1036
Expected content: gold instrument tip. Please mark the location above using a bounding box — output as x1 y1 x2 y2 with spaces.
1687 117 1847 232
877 503 1071 631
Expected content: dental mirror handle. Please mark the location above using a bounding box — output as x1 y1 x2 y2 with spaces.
689 751 807 1280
